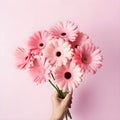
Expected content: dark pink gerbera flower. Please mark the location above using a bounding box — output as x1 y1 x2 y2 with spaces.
29 58 52 84
15 47 38 70
27 30 52 50
70 32 90 49
49 21 79 42
73 43 103 74
54 61 83 92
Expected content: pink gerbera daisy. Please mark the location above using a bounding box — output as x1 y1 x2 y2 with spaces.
73 43 103 74
43 38 73 66
70 32 90 49
15 47 37 70
27 30 52 50
49 21 79 42
29 58 52 84
54 61 83 91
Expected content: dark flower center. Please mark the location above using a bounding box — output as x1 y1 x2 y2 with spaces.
75 45 78 48
56 51 61 57
25 56 28 60
39 43 44 47
82 56 88 63
61 32 66 36
64 72 71 79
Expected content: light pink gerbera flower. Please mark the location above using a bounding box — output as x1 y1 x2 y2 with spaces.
54 61 83 92
43 38 73 66
27 30 52 50
50 21 79 42
73 43 103 74
15 47 38 70
29 58 52 84
70 32 90 49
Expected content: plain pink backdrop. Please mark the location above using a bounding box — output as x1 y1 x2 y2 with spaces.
0 0 120 120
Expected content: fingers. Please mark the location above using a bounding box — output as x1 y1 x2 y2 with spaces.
63 93 72 107
52 92 57 101
52 92 61 102
68 98 72 108
65 93 72 101
52 91 72 108
54 91 58 98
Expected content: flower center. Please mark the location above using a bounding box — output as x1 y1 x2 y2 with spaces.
39 43 44 47
56 51 61 57
61 32 66 36
39 70 43 74
64 72 71 79
75 45 78 48
82 56 88 63
25 56 28 60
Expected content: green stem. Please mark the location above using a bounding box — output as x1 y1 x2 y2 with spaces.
67 109 72 119
48 80 58 91
48 80 63 98
51 73 55 80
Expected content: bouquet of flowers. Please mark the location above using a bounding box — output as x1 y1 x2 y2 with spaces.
15 21 103 119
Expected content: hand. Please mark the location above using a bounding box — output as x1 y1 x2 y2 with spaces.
50 92 72 120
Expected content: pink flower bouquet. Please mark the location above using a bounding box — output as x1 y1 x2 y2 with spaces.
15 21 103 119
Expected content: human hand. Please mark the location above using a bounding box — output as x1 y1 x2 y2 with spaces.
50 92 72 120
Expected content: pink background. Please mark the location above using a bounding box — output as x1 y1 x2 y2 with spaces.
0 0 120 120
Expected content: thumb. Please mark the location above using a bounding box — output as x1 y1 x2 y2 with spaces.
63 93 72 106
